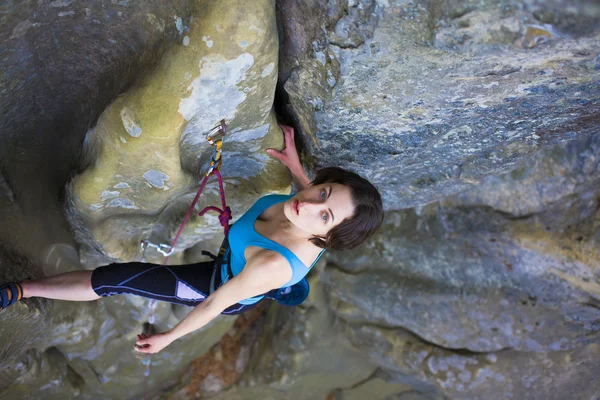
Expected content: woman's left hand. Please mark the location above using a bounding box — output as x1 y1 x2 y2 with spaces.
266 125 302 173
267 124 310 190
134 332 174 354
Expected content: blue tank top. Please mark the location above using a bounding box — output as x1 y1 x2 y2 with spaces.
221 194 325 305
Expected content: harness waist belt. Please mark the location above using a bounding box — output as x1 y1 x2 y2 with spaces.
210 237 232 293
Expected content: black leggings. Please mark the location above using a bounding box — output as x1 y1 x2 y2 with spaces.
90 260 259 315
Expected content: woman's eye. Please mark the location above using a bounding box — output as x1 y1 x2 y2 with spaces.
321 212 329 222
320 189 327 200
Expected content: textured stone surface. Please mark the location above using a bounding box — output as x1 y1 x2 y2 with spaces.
167 304 267 399
212 271 387 400
67 0 287 267
1 1 198 398
347 324 600 400
267 1 600 399
0 0 282 398
0 0 195 267
1 0 600 399
324 134 600 398
238 272 380 398
309 0 600 209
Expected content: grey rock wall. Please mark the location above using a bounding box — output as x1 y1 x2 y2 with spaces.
224 1 600 400
0 0 599 399
325 134 600 399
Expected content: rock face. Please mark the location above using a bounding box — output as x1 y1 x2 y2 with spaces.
309 1 600 210
217 1 600 400
0 0 195 266
1 0 599 399
1 0 286 398
68 0 287 267
325 134 600 399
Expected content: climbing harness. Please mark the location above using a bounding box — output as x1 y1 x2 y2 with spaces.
140 119 231 379
138 119 316 387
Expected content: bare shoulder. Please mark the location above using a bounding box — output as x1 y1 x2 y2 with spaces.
245 248 292 286
247 249 288 271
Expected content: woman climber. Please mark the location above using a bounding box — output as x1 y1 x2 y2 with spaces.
0 125 384 354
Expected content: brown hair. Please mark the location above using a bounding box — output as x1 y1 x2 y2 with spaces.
309 167 384 251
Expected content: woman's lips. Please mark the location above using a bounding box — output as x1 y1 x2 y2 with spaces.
294 199 299 215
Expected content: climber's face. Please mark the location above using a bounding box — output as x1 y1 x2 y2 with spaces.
284 183 355 238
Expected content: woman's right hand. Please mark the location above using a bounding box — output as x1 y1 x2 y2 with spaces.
134 332 174 354
266 125 302 173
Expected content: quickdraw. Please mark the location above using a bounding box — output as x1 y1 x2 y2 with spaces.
140 119 232 379
140 241 173 257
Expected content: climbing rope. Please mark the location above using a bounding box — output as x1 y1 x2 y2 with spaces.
140 119 231 380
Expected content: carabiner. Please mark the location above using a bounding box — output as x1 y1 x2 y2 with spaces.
140 240 174 257
206 119 227 145
205 120 227 176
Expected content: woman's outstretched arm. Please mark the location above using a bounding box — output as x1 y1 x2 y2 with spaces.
267 125 311 191
134 253 291 354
